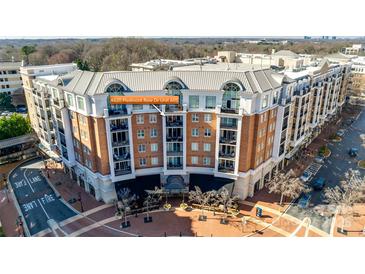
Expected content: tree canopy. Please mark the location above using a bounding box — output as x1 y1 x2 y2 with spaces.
0 93 15 112
0 113 32 140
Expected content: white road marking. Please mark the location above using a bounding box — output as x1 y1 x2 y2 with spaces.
23 169 35 193
37 199 50 220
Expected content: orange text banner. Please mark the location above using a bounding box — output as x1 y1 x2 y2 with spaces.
110 96 179 105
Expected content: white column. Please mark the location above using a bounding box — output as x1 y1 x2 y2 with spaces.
214 115 221 172
234 116 243 175
127 116 135 175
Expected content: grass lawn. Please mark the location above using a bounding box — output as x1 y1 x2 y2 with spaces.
358 160 365 169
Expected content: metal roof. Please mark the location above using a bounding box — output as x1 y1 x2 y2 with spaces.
61 68 281 96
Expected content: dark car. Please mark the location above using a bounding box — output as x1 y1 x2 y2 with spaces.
312 177 326 191
298 193 311 209
348 148 358 157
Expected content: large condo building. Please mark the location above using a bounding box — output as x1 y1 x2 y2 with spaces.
20 63 78 156
21 58 352 204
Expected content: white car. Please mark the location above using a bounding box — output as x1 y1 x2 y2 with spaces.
300 171 312 182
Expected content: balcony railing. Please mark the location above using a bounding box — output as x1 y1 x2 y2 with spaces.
218 166 235 173
113 153 131 161
219 152 235 158
115 168 132 176
167 151 183 156
110 124 128 131
167 164 183 169
221 107 239 114
165 105 183 112
166 120 183 127
219 138 237 145
220 123 237 130
166 136 183 142
108 108 128 116
112 140 129 147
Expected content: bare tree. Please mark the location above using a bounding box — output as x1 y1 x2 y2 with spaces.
266 170 308 206
117 188 137 227
324 169 365 233
144 187 163 222
216 187 239 224
189 186 210 221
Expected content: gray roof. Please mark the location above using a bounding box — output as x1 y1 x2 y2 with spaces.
0 134 36 149
273 50 299 58
62 68 281 96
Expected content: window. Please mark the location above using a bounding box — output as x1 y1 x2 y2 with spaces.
139 158 146 167
204 128 211 137
66 93 74 107
85 159 93 170
76 96 85 111
262 94 269 109
80 130 88 141
150 128 157 138
138 144 146 153
149 114 157 123
203 143 211 152
137 130 145 139
151 143 158 152
83 145 91 155
204 114 212 123
106 83 125 93
203 157 211 166
192 128 199 137
136 115 144 124
151 157 159 165
222 83 241 111
191 142 199 151
191 156 198 165
273 90 279 104
205 96 216 109
79 115 87 125
192 113 199 122
133 104 143 110
189 95 200 108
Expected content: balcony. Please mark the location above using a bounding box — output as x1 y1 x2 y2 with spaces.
220 123 237 130
58 127 65 134
167 150 183 156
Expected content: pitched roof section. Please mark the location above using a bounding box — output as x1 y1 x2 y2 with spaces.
273 50 299 58
62 69 281 95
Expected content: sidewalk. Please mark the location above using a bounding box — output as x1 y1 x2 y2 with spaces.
43 162 104 213
0 189 23 236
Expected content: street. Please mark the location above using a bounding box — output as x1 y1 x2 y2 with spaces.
287 107 365 233
8 158 76 235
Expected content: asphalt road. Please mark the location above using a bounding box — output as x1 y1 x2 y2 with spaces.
9 158 76 236
287 107 365 233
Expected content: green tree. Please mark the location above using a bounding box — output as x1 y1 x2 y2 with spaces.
0 93 15 112
0 113 32 140
21 45 36 65
75 58 90 71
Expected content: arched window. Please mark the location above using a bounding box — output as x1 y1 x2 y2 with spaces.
164 81 183 109
106 82 127 115
106 83 125 93
221 82 241 113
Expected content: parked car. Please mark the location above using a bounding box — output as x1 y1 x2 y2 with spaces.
16 105 27 113
298 193 311 209
314 156 325 164
312 177 326 191
337 129 345 137
300 171 312 182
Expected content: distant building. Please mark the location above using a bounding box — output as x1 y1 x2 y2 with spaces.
341 44 365 55
0 60 22 95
